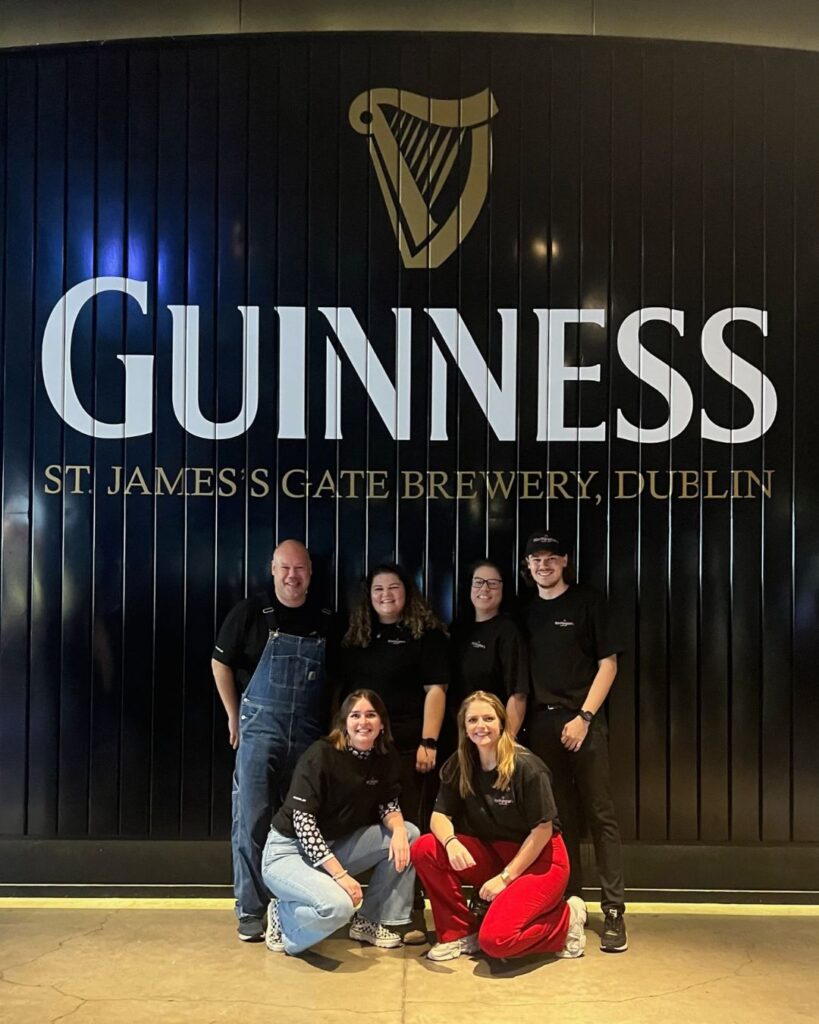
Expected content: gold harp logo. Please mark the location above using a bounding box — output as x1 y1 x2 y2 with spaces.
349 88 498 269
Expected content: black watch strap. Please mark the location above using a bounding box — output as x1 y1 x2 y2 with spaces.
578 709 594 724
421 737 438 750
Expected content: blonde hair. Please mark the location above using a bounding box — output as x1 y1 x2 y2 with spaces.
443 691 519 798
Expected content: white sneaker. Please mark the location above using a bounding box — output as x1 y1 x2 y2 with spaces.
265 900 285 953
349 913 402 949
556 895 587 959
427 933 480 961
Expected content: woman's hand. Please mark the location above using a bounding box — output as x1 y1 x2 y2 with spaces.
446 839 476 872
388 827 411 872
335 873 364 907
227 711 239 750
416 744 437 773
479 874 508 902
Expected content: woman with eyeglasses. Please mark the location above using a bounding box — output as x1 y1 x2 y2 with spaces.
451 560 528 739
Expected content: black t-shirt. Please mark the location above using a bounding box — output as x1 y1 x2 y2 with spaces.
434 747 559 843
451 615 529 706
271 739 402 841
522 584 623 708
212 591 336 690
340 625 451 752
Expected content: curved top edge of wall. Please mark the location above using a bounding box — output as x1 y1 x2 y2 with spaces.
2 27 819 58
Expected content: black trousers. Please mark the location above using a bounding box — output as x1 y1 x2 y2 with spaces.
528 706 626 913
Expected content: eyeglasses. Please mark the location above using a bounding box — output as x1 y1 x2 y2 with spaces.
471 577 502 590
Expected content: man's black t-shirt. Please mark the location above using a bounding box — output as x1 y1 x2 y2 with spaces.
340 625 450 751
212 591 335 690
434 748 559 843
271 739 402 841
522 584 623 708
452 615 529 706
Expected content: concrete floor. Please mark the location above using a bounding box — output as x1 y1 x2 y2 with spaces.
1 901 817 1024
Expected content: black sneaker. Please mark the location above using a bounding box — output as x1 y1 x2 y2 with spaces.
600 909 628 952
237 913 265 943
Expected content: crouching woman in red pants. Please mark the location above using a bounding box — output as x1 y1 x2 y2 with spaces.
411 690 586 962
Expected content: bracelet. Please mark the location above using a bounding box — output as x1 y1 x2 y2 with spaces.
332 870 349 881
444 835 458 848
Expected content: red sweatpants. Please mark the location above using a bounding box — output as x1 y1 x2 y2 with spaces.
411 832 571 958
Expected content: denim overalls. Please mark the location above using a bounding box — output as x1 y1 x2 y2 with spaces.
231 609 328 923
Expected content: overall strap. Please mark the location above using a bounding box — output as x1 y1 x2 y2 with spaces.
256 593 279 633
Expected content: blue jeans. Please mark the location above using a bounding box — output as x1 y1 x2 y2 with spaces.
232 630 328 922
262 822 420 954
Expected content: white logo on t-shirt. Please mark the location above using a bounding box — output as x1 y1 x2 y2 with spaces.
471 640 486 649
554 619 575 628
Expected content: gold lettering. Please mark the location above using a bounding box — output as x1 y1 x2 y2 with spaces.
281 469 306 498
65 465 91 494
218 467 238 497
678 470 699 499
646 470 671 500
250 468 270 498
107 466 123 495
615 471 643 499
427 471 452 499
44 465 63 494
456 471 477 499
339 470 365 498
124 466 151 496
573 471 598 499
520 471 543 499
367 470 389 499
547 472 571 500
742 469 774 498
481 471 515 500
401 471 424 499
191 467 214 496
704 470 728 499
155 467 185 495
312 470 336 498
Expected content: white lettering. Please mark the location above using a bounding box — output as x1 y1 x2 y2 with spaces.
616 308 692 442
42 277 152 438
701 308 776 443
534 309 606 442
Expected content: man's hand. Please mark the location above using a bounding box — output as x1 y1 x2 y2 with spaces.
227 711 239 750
561 715 590 752
416 744 437 773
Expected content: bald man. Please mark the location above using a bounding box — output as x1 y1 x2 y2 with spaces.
212 540 336 942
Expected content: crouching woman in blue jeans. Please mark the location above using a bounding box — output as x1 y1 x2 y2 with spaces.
262 689 420 954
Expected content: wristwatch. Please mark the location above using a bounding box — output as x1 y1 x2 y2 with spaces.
420 737 438 750
500 868 511 885
578 709 594 724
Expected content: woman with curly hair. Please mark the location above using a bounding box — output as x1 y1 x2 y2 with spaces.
410 691 586 962
341 563 450 941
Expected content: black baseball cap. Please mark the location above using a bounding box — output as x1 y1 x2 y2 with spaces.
524 531 568 557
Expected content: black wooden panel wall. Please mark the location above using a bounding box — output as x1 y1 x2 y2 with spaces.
1 34 817 859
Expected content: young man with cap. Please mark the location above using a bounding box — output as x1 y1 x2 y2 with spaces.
211 539 336 943
521 531 628 953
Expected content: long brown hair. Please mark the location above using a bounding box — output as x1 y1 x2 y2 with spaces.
442 691 519 798
342 563 446 647
327 689 393 754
